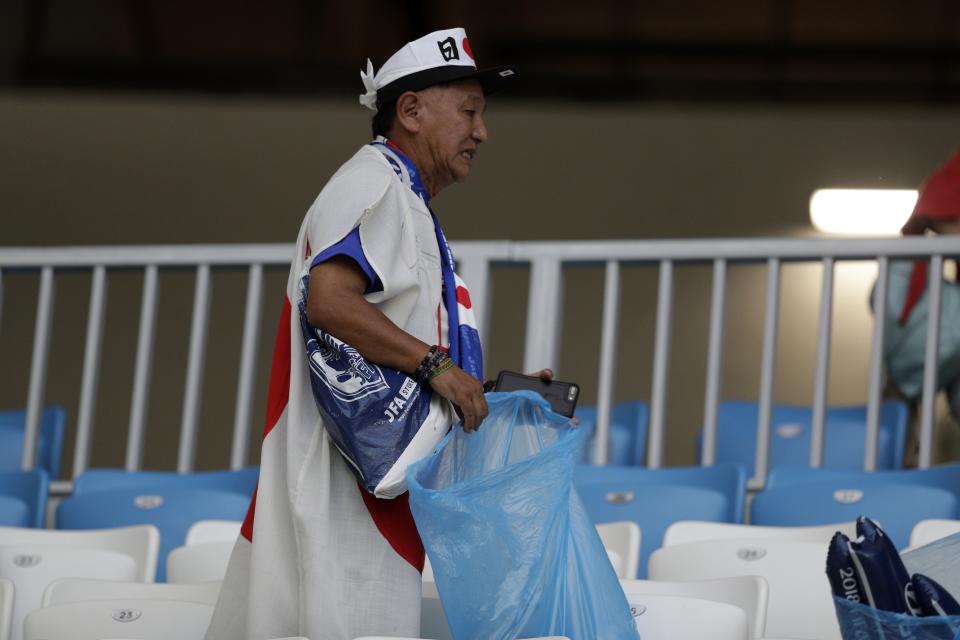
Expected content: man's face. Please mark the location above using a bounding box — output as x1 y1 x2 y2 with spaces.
417 79 488 186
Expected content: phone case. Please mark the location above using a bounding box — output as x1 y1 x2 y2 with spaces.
493 370 580 418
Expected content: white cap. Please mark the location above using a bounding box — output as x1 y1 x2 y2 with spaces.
359 28 517 111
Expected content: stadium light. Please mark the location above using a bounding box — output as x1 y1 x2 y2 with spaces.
809 189 918 235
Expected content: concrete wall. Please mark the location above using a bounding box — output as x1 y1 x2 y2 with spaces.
1 90 958 473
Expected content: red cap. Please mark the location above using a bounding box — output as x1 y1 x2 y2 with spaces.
899 149 960 325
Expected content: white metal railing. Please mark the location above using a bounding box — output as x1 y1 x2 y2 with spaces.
2 236 958 492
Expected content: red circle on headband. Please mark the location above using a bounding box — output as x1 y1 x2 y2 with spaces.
462 37 474 60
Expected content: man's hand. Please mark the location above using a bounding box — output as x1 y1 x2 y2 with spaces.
430 365 488 432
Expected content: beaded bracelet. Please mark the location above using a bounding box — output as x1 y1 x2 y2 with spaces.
413 345 445 384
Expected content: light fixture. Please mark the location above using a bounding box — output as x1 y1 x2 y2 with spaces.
809 189 918 235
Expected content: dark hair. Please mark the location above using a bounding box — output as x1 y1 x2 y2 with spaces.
371 98 398 138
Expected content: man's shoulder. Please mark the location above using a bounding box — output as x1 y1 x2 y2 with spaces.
323 145 397 198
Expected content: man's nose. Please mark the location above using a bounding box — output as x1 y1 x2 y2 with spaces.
472 115 488 143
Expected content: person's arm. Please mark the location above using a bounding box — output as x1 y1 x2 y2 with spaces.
307 255 488 431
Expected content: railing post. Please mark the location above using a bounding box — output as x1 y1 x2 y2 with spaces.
918 255 944 469
523 258 564 375
701 259 727 466
126 265 159 471
864 257 889 472
647 260 674 469
593 260 621 466
22 267 55 471
810 257 835 468
73 266 108 477
231 264 263 470
178 264 212 473
754 258 781 488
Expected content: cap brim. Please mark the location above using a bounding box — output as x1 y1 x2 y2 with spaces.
377 64 518 107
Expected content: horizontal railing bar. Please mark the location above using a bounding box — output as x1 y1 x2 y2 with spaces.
2 237 959 268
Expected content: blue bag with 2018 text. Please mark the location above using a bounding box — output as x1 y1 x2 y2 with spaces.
407 391 638 640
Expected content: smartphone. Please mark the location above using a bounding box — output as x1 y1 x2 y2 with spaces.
492 370 580 418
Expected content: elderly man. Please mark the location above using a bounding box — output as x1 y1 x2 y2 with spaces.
206 28 519 640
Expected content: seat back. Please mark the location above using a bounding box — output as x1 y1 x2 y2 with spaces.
575 482 730 578
1 545 138 640
0 526 158 583
663 520 857 547
703 400 907 471
23 599 213 640
595 521 640 579
0 407 65 479
619 576 767 640
0 577 13 640
56 488 249 581
648 539 840 640
575 401 648 465
184 519 241 545
751 481 958 549
626 593 749 640
42 578 221 607
0 497 28 529
0 471 49 529
574 463 747 522
909 518 960 549
767 463 960 503
166 542 234 583
72 467 259 496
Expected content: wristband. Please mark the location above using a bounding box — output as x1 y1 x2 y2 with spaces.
428 355 455 381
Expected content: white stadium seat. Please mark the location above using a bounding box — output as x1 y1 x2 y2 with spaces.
908 518 960 549
23 599 213 640
0 526 159 582
596 521 641 579
184 520 242 546
166 541 234 583
620 576 768 640
42 578 221 607
627 593 749 640
648 539 840 640
0 577 13 640
1 545 138 640
662 520 856 547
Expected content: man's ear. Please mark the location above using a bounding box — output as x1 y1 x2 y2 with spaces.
394 91 422 134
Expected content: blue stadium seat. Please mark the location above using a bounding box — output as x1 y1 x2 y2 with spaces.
766 463 960 505
0 406 65 478
575 483 730 578
0 469 48 528
699 400 908 471
576 401 649 466
751 481 957 549
574 463 748 523
0 495 29 527
56 487 250 581
72 467 259 497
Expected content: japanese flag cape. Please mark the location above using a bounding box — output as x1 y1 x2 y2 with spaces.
205 138 483 640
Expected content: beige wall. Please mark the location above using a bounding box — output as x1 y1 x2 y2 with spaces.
1 90 958 474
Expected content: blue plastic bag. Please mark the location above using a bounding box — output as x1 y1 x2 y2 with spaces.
407 391 638 640
834 596 960 640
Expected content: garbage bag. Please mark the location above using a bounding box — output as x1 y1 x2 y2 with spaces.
834 596 960 640
407 391 638 640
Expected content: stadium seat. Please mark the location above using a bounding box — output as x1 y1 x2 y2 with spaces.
766 463 960 504
0 525 157 582
575 401 648 465
42 578 221 607
56 488 249 581
574 463 747 522
184 519 241 545
596 521 640 579
700 400 908 471
648 539 840 640
620 576 768 640
0 470 48 529
1 545 139 640
166 541 234 583
575 483 731 578
23 599 213 640
72 466 259 497
625 593 749 640
0 577 12 640
0 407 65 479
909 519 960 549
662 520 857 547
751 482 957 551
0 496 28 528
